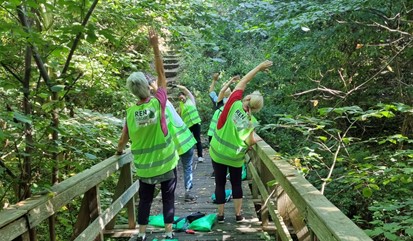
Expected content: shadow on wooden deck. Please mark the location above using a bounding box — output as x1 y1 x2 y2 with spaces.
125 149 274 241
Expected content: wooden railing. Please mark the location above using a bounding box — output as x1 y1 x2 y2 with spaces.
247 140 373 241
0 152 137 241
1 139 373 241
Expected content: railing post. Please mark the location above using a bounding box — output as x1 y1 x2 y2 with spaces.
71 185 102 241
106 160 136 230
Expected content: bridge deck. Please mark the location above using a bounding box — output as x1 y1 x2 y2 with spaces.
124 150 273 241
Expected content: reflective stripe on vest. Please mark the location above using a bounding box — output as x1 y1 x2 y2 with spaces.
207 106 223 136
127 98 178 178
131 135 172 155
212 128 247 154
166 104 196 155
209 144 245 163
134 150 177 169
180 99 201 127
209 101 256 168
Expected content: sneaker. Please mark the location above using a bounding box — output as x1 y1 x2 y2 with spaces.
198 157 204 163
235 215 245 223
185 191 197 202
164 232 174 239
136 235 146 241
217 214 225 223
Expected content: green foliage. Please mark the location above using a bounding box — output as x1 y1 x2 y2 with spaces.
1 0 412 240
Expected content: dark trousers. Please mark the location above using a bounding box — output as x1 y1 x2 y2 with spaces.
189 123 203 158
212 160 243 204
137 168 177 225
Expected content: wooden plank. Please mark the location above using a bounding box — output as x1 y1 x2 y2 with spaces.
253 141 372 241
0 153 133 239
0 210 27 228
248 162 293 241
73 180 139 241
0 216 28 241
106 162 135 230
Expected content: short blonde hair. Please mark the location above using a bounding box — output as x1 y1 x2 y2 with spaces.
126 72 150 99
249 91 263 113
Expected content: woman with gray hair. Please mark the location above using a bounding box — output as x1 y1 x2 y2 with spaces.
209 60 272 224
116 29 178 241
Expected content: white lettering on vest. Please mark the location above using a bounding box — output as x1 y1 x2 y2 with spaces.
232 109 250 131
134 107 157 126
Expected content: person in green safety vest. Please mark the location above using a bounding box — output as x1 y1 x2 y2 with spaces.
176 85 204 163
116 29 178 241
208 73 239 110
165 101 198 202
210 60 272 224
207 75 240 143
207 75 240 179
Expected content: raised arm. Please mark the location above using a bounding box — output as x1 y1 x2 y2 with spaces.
177 85 196 104
209 73 220 93
217 75 239 103
233 60 273 91
148 28 167 89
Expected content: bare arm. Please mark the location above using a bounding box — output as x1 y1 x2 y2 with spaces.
116 127 129 154
245 131 263 146
177 85 196 104
217 75 239 102
148 29 167 89
234 60 273 91
209 73 220 93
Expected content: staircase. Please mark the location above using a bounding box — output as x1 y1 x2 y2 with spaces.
163 51 180 81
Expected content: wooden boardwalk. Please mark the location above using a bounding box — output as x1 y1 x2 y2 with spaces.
126 149 273 241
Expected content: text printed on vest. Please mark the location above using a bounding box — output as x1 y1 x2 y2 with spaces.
134 107 157 126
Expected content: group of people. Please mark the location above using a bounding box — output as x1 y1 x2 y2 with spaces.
115 29 272 241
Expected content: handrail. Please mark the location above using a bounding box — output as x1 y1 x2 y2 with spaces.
0 152 136 241
247 140 372 241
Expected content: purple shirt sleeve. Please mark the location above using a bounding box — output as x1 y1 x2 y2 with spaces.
154 87 168 136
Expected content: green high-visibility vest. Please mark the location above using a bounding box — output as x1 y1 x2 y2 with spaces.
166 105 196 155
210 101 257 168
126 98 178 178
207 105 224 137
179 99 201 128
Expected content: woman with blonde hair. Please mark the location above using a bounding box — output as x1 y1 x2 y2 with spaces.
209 60 272 223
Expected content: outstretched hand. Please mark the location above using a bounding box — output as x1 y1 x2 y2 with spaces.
213 73 220 81
230 75 240 82
258 60 273 72
148 28 159 47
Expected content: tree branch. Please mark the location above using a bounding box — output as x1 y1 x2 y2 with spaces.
0 62 24 84
61 0 99 76
16 5 53 90
292 86 345 99
60 73 83 101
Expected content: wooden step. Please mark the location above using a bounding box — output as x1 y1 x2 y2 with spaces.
165 70 178 78
164 55 180 59
164 63 179 69
163 58 179 64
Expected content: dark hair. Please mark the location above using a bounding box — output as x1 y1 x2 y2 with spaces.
178 92 186 96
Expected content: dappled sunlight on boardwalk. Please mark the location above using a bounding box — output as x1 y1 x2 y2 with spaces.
132 149 273 241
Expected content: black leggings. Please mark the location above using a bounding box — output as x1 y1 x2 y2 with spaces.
137 168 177 225
212 159 243 204
189 123 203 158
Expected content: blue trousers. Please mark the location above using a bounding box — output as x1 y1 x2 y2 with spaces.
180 147 194 191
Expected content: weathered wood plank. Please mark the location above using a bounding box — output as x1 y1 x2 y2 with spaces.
253 141 372 241
0 153 133 239
106 162 136 230
248 162 293 241
73 180 139 241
